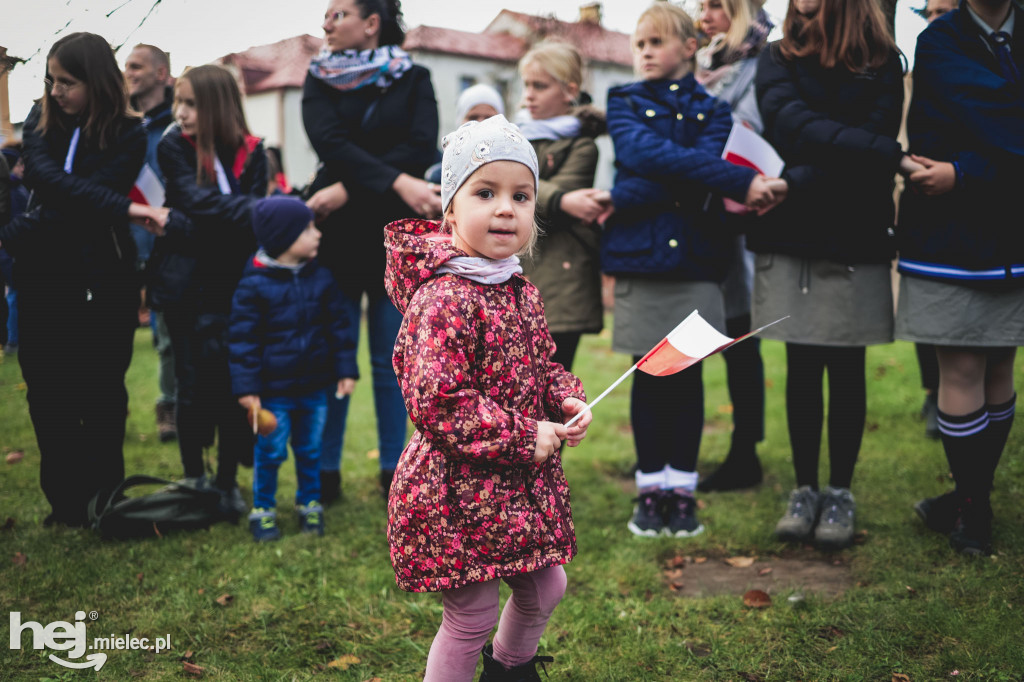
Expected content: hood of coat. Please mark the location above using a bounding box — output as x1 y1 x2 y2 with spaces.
574 104 607 139
385 218 466 314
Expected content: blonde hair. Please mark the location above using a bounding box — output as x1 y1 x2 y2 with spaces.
714 0 759 54
634 2 699 52
518 41 585 95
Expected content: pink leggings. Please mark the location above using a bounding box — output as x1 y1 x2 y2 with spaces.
422 565 567 682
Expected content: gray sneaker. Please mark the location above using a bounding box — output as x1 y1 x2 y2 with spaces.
775 486 820 543
814 487 856 550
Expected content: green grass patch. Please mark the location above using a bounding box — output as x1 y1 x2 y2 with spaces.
1 321 1022 680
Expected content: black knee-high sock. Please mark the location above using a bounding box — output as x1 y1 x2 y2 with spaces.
786 343 826 489
937 405 990 501
984 393 1016 489
825 347 866 490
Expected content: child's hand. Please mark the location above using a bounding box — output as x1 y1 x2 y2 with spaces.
534 421 568 464
336 378 356 398
592 190 615 224
129 203 169 235
744 174 777 213
899 154 926 176
560 188 611 223
238 394 260 413
307 181 349 222
907 155 956 196
755 178 788 216
561 397 592 447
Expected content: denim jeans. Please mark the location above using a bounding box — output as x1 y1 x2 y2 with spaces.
254 389 329 509
320 291 408 473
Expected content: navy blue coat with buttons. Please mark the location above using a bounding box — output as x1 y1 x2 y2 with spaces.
228 256 359 399
602 74 757 282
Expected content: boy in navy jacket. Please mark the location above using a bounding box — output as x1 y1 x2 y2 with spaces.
229 196 358 541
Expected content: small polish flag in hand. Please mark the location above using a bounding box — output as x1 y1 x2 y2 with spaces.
722 123 784 214
129 164 165 208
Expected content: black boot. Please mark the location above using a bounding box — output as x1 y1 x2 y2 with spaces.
697 447 762 492
913 491 958 534
949 495 993 556
479 644 554 681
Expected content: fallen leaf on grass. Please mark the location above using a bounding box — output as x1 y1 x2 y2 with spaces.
136 572 144 584
314 640 333 652
739 673 766 682
363 678 384 682
5 450 24 464
742 589 771 608
725 556 755 568
12 552 27 566
892 674 911 682
197 588 205 595
717 404 734 414
180 650 195 661
694 557 708 564
817 626 845 640
826 646 838 652
757 567 773 576
327 654 361 670
215 593 234 606
667 554 687 568
696 498 708 510
366 449 380 460
183 661 204 677
905 585 917 595
2 517 14 531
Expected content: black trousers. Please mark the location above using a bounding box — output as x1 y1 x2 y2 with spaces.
163 304 252 489
19 277 136 524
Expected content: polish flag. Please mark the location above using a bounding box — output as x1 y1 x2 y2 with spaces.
128 163 165 208
565 311 787 426
721 123 784 214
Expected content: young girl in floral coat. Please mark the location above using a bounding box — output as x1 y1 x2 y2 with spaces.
384 114 591 682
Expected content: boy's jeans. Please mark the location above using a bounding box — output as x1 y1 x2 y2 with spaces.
253 389 328 509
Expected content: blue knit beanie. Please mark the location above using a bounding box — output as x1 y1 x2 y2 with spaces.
252 195 314 258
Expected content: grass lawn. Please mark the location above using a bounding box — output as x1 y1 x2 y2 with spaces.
1 320 1022 681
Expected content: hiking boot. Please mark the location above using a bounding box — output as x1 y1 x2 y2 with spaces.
156 402 177 443
479 643 553 682
249 508 280 542
697 453 763 492
775 486 820 543
949 497 993 556
814 487 856 550
921 393 940 440
297 501 325 536
627 489 664 537
663 490 705 538
321 470 342 505
914 491 958 534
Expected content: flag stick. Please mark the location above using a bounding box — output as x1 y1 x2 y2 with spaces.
565 361 639 428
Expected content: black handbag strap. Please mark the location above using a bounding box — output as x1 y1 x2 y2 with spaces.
87 475 214 525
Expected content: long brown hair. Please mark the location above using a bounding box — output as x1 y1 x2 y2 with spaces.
38 32 135 149
175 64 250 185
780 0 895 71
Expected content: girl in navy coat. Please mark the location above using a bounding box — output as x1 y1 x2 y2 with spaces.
602 2 781 539
0 33 167 526
897 0 1024 556
153 64 267 518
754 0 918 549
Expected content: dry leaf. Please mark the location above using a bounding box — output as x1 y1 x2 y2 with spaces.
5 450 24 464
696 498 708 510
327 654 361 670
742 589 771 608
694 556 708 564
905 586 917 595
183 661 204 677
725 556 756 568
717 404 734 414
314 640 332 652
363 678 384 682
136 572 144 584
892 674 911 682
668 554 687 568
180 650 195 661
366 449 380 460
2 517 15 531
827 646 838 652
197 588 205 595
215 593 234 606
758 567 773 576
12 552 27 566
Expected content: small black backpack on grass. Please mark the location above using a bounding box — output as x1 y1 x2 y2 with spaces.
88 475 223 540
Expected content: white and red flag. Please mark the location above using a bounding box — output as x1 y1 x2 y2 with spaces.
721 123 784 214
128 163 165 208
566 311 786 426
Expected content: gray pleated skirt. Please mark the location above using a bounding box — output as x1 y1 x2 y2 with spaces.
751 253 894 346
895 274 1024 347
612 277 726 356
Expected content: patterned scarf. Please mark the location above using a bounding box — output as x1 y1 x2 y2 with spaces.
308 45 412 91
437 255 523 284
698 9 775 78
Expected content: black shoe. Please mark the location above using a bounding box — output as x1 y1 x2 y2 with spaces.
479 643 553 682
627 489 665 537
949 497 993 556
914 491 958 534
662 490 704 537
697 454 763 492
321 470 342 505
379 469 395 498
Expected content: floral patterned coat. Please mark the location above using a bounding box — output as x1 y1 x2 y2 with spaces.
384 218 586 593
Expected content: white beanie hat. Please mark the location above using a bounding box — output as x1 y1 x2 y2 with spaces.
455 84 505 124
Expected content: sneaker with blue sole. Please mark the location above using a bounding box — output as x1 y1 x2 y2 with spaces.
249 508 280 542
297 501 325 536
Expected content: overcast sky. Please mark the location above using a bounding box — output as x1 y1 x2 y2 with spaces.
5 0 927 125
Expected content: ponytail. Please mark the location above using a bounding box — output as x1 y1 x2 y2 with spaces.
355 0 406 46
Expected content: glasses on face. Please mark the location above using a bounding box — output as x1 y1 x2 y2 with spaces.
44 78 82 95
